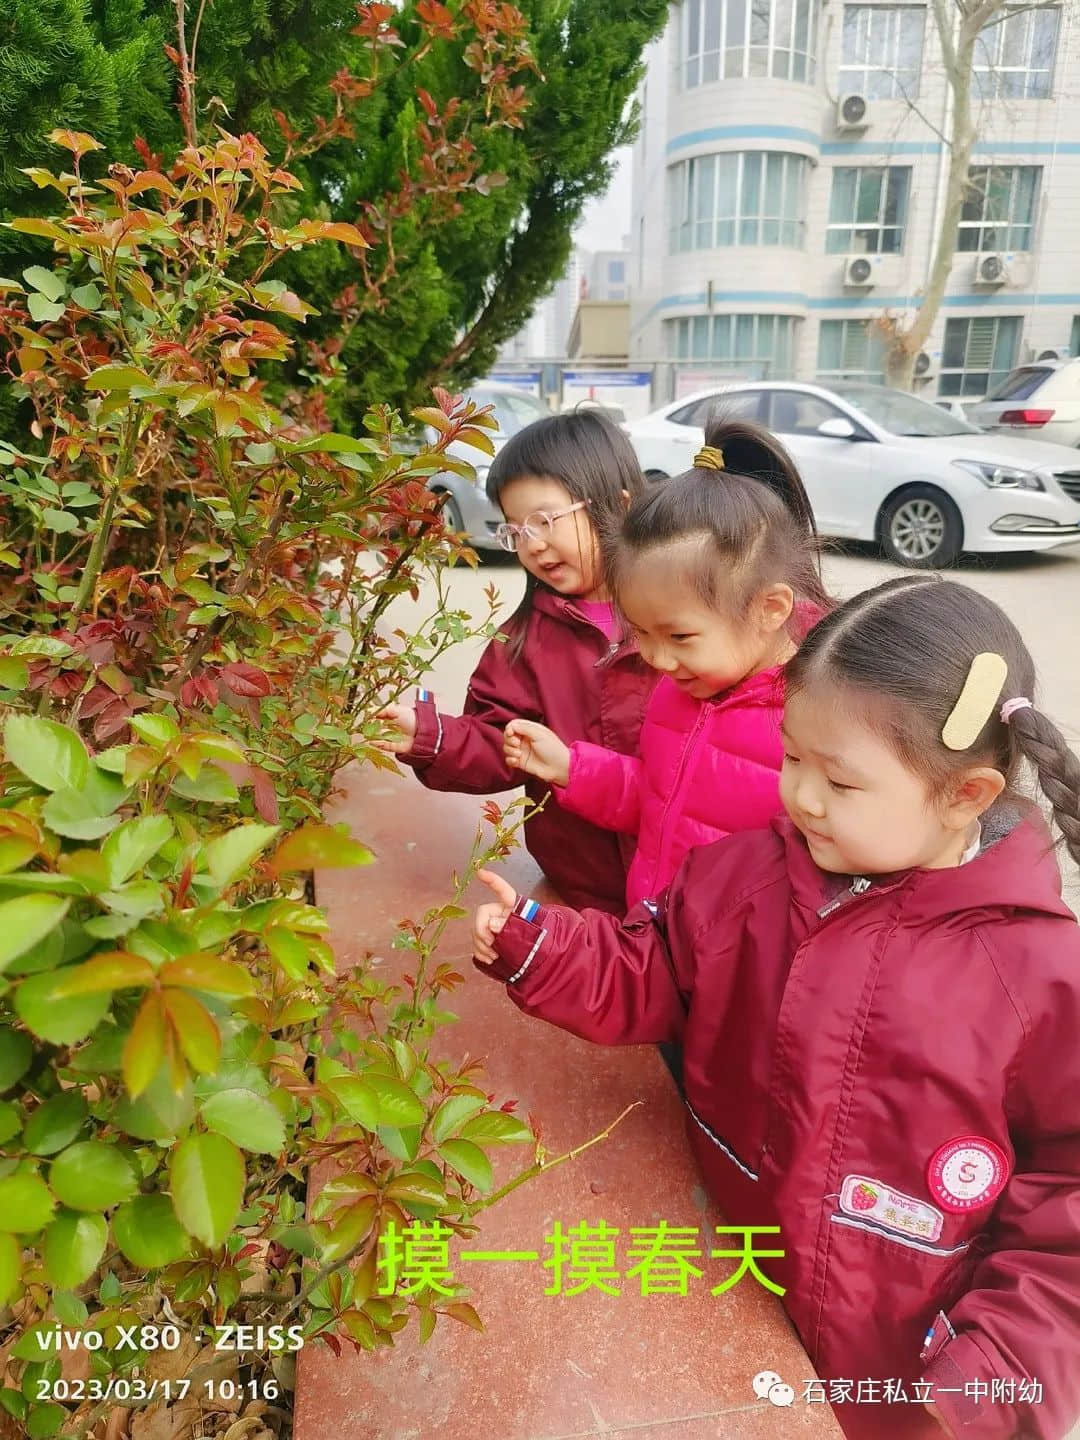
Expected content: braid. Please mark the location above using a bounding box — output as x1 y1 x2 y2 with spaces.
1009 707 1080 870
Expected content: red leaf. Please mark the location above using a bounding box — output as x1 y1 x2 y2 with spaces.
181 672 218 709
251 766 280 825
323 1334 342 1358
219 662 272 698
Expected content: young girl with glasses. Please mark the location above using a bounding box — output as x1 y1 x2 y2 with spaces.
377 409 657 913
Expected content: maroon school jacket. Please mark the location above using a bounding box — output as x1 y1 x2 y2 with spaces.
400 589 656 913
481 809 1080 1440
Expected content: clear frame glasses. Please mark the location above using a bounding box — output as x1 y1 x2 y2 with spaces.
493 500 589 553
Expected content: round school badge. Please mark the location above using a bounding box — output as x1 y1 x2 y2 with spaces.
927 1136 1009 1214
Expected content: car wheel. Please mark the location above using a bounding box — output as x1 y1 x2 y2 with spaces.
436 491 466 535
879 486 963 569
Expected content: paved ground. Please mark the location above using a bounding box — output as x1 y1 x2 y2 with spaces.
389 538 1080 913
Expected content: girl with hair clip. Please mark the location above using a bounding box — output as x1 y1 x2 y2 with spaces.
376 409 656 914
501 415 829 913
474 573 1080 1440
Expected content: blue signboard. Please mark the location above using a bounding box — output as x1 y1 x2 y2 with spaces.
562 371 652 388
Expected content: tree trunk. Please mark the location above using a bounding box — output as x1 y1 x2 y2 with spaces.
887 18 979 388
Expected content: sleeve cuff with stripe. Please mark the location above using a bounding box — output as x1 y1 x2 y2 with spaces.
474 897 549 985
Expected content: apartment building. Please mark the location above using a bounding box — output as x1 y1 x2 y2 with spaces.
630 0 1080 397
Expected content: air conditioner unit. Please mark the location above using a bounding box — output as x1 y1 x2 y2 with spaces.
973 252 1008 286
837 93 870 131
913 351 937 383
842 254 875 288
1034 345 1072 362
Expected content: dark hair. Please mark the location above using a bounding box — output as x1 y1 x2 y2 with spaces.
608 414 829 620
787 574 1080 868
486 410 647 661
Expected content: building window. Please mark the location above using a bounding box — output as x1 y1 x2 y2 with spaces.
668 153 809 252
1072 316 1080 356
609 260 626 285
826 167 910 254
665 314 799 377
817 319 887 381
682 0 818 86
958 166 1040 251
840 5 924 99
974 7 1059 99
940 317 1022 397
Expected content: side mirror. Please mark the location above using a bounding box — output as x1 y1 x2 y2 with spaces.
817 417 857 440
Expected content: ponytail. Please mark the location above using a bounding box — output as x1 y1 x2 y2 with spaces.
1005 707 1080 869
701 415 818 538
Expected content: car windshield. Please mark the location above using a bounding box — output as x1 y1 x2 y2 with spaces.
829 383 980 437
985 366 1052 402
473 388 549 438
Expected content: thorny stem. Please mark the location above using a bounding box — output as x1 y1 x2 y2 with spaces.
174 0 198 148
465 1103 644 1216
67 415 140 623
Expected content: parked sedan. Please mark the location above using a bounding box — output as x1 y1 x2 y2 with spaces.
970 357 1080 449
626 381 1080 568
422 384 551 550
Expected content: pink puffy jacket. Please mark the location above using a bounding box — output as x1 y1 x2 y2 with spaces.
557 664 788 907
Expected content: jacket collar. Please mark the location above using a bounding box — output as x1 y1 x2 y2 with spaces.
777 804 1074 927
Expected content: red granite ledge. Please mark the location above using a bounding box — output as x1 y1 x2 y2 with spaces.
295 767 843 1440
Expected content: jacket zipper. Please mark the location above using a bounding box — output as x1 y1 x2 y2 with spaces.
652 704 709 889
816 875 873 918
593 640 620 669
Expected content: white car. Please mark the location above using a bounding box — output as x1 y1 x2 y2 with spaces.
970 357 1080 449
627 381 1080 568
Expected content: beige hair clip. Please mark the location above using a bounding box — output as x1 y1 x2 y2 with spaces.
693 446 725 471
941 652 1008 750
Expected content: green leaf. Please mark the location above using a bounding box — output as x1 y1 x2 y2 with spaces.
430 1094 486 1143
0 836 36 876
8 636 72 659
43 1211 106 1289
69 283 102 311
265 926 312 980
84 364 152 392
24 1093 87 1155
0 1102 21 1146
171 768 239 804
42 788 121 841
244 442 277 465
0 657 28 690
204 822 280 889
22 266 64 301
0 1233 21 1304
99 880 166 918
0 1027 32 1091
170 1133 244 1247
438 1138 494 1192
50 1141 139 1211
129 713 179 746
321 1195 377 1264
3 714 89 791
367 1074 425 1128
41 508 78 533
113 1068 193 1142
28 1402 66 1439
269 823 372 874
326 1076 379 1130
458 1111 533 1145
15 972 111 1045
386 1170 447 1208
0 1171 56 1232
101 815 173 887
0 895 70 974
112 1195 191 1268
200 1089 286 1155
26 293 65 324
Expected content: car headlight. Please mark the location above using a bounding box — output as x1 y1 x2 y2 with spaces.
953 459 1045 492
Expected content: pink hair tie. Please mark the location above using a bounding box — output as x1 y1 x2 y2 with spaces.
1000 697 1033 723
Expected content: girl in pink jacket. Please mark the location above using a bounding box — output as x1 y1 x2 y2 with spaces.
503 416 830 910
476 576 1080 1440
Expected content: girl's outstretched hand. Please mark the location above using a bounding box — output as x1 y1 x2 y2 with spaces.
473 869 519 964
374 702 418 755
504 719 571 786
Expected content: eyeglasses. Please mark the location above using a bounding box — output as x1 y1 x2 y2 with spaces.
493 500 589 553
